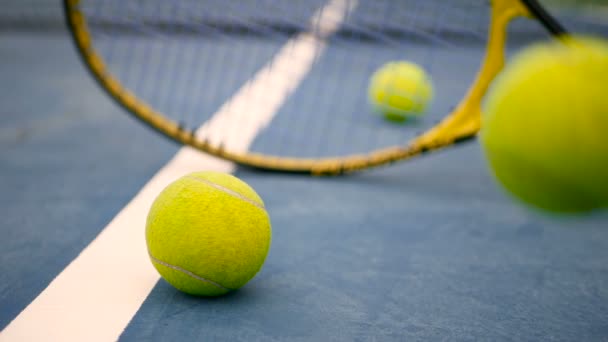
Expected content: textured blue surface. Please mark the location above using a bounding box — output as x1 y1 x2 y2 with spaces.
0 32 178 329
121 153 608 341
2 27 608 342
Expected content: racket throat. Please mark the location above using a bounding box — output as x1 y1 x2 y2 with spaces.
412 0 530 150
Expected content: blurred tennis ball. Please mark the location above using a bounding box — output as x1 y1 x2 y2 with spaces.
368 61 433 122
481 36 608 213
146 171 271 296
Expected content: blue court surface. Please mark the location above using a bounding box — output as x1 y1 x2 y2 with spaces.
2 1 608 341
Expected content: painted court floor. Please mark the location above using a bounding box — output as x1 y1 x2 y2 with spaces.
2 6 608 342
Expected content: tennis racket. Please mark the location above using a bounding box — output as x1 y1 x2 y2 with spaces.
64 0 594 175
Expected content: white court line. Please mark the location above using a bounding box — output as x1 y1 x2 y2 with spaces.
0 1 354 341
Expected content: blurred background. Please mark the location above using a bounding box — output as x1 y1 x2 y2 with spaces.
1 1 608 341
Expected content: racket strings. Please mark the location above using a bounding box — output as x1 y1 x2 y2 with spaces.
81 0 489 158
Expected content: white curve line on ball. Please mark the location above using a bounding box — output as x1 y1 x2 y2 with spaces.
149 255 231 291
186 175 265 210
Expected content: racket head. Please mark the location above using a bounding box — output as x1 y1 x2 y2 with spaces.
63 0 578 175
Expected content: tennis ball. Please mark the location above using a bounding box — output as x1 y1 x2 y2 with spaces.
481 36 608 213
368 61 433 122
146 171 271 296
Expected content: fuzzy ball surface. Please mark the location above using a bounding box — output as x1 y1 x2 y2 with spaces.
146 171 272 296
481 36 608 213
368 61 433 122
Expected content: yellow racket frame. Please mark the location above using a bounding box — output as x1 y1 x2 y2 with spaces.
63 0 559 175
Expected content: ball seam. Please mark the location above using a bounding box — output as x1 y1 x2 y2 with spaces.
186 175 265 210
149 254 232 291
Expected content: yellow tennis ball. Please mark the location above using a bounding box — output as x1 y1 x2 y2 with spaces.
481 36 608 213
146 171 272 296
368 61 433 122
